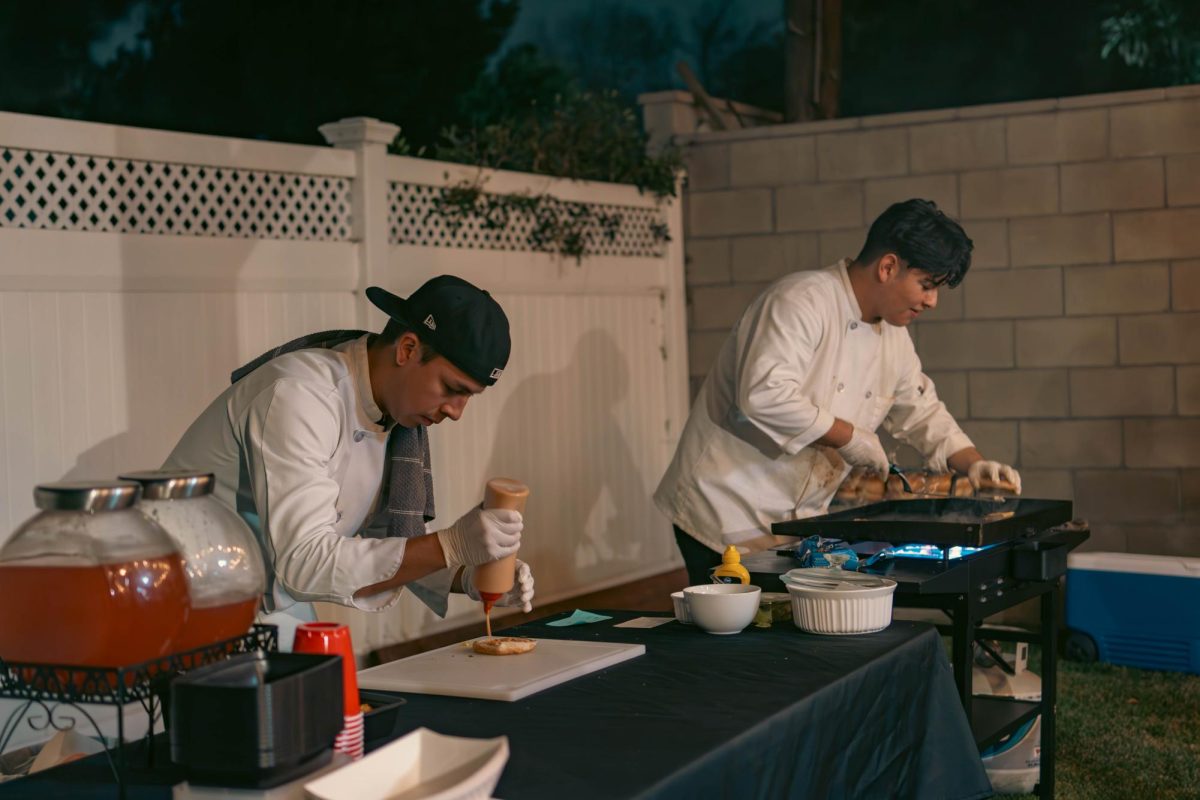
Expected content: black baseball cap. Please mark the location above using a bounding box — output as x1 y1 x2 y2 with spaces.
366 276 510 386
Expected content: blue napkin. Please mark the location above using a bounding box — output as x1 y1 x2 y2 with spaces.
546 609 612 627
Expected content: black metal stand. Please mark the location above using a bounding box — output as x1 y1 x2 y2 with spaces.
922 583 1060 799
0 625 278 798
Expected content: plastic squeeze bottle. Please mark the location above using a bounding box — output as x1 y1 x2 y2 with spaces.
475 478 530 633
711 545 750 584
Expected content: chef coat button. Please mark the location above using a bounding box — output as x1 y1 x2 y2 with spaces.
850 322 858 330
836 383 844 392
353 430 366 442
865 390 873 399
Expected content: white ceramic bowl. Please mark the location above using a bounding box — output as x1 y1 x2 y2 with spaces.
304 727 508 800
682 584 761 635
670 591 693 624
782 568 897 635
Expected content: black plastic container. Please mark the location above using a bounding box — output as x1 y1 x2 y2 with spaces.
1011 539 1070 581
170 651 343 788
360 690 406 744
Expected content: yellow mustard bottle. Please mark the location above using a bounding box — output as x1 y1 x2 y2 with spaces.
711 545 750 584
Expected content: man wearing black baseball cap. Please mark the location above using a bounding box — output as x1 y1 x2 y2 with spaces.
163 275 533 649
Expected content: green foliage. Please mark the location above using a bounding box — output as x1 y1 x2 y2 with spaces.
432 47 682 198
416 46 680 263
427 178 663 264
1100 0 1200 84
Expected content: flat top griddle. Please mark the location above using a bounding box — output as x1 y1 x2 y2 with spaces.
771 497 1073 548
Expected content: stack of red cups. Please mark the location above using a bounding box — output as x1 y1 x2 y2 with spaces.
293 621 363 760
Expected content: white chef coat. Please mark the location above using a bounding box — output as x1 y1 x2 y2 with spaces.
655 260 973 551
164 335 454 629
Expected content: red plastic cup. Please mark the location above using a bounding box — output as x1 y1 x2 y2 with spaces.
293 622 358 716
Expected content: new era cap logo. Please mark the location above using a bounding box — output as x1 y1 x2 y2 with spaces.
490 368 504 379
423 314 436 330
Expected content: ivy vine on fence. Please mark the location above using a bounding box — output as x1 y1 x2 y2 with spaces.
426 176 671 263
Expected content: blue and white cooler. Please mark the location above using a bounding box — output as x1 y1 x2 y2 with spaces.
1065 551 1200 674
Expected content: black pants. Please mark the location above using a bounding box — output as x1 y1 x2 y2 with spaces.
673 525 723 587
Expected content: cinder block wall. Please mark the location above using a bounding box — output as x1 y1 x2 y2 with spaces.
671 86 1200 557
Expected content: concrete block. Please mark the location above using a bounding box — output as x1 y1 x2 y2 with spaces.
1007 109 1108 164
816 128 908 181
690 283 764 331
864 174 958 219
1184 469 1200 520
965 267 1062 319
915 321 1013 370
1114 208 1200 261
1124 524 1200 558
731 233 820 283
1065 262 1169 315
1180 366 1200 415
960 420 1018 464
860 108 957 129
1057 87 1166 109
1015 317 1117 367
1125 418 1200 467
1166 154 1200 206
1166 85 1200 100
1074 470 1181 521
776 182 864 232
684 143 730 190
925 370 968 419
1076 523 1127 553
965 220 1008 269
1070 366 1175 416
688 189 773 236
685 238 731 286
1173 259 1200 311
958 98 1058 119
688 330 729 378
1061 159 1165 213
1010 214 1112 267
1020 420 1123 467
909 119 1005 174
1119 312 1200 364
730 136 816 187
970 369 1069 418
1018 469 1074 500
818 227 868 265
961 167 1058 219
1111 99 1200 156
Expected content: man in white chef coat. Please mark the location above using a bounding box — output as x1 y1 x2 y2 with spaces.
164 275 534 648
656 199 1021 585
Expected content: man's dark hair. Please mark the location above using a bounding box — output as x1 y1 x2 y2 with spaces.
377 318 438 362
855 199 973 288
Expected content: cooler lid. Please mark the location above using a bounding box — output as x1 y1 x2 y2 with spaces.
1067 551 1200 577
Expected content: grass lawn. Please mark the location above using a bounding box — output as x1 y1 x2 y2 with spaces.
1005 656 1200 800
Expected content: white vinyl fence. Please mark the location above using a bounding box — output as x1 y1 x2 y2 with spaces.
0 111 689 673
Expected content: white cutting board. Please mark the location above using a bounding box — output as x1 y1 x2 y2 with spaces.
356 638 645 701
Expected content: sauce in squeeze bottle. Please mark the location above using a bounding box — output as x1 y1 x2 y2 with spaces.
475 478 529 637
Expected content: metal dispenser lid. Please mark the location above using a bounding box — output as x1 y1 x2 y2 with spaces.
33 481 142 512
118 470 215 500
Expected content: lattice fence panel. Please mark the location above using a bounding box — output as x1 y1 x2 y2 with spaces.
0 148 351 241
388 181 667 257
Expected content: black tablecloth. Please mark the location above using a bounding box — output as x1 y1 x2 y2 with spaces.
0 612 992 800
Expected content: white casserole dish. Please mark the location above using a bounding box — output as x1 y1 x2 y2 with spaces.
782 568 897 635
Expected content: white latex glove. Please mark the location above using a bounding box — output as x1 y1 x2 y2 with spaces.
836 427 889 478
463 559 535 613
436 506 522 568
967 460 1022 494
